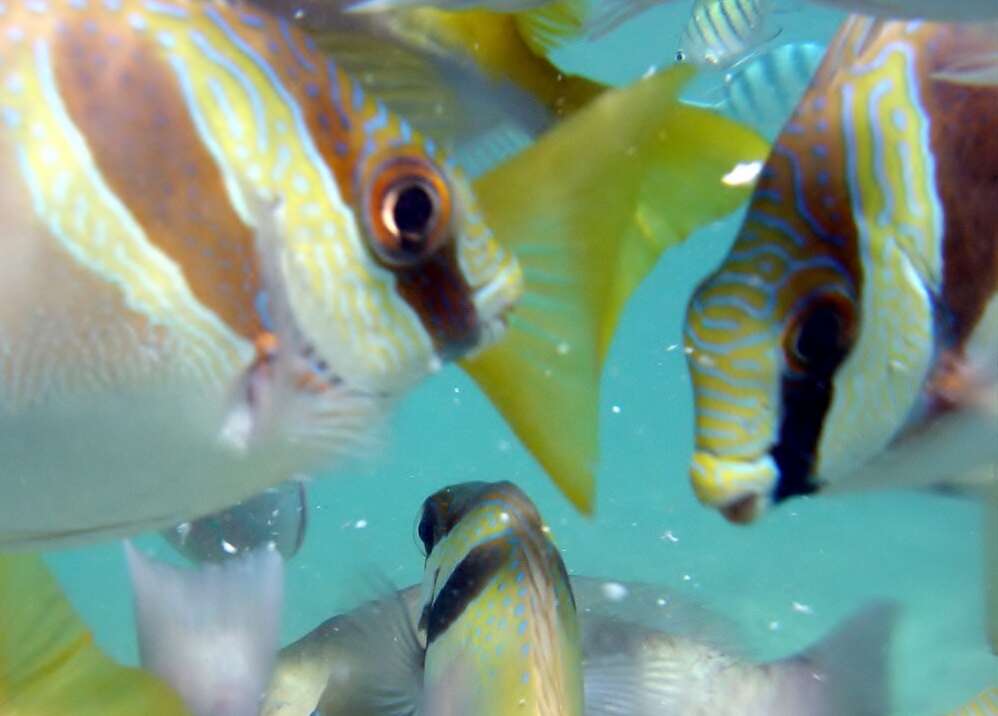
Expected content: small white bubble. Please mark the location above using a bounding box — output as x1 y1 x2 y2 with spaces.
656 598 667 607
682 574 692 582
791 601 814 615
500 512 511 523
601 582 629 602
683 346 694 355
355 519 368 529
453 386 461 394
556 341 571 356
660 530 679 543
611 405 621 414
666 343 679 352
769 620 781 631
221 540 237 554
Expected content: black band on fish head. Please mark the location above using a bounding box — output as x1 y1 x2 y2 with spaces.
770 292 856 502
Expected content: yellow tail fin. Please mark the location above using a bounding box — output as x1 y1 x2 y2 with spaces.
463 64 768 513
0 552 190 715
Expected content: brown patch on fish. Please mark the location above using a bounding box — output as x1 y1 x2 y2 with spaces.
929 70 998 352
50 13 265 341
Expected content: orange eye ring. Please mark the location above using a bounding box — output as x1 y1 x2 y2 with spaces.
363 156 452 268
782 292 855 376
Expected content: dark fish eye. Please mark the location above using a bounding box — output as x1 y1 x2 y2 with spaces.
675 49 686 63
364 156 452 268
417 504 437 556
784 296 853 376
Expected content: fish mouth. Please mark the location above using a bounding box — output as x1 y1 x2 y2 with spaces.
689 450 778 525
466 262 523 357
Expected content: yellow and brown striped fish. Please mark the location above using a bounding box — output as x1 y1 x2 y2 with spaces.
0 0 521 547
684 17 998 523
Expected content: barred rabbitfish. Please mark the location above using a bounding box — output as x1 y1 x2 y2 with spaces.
684 16 998 523
263 575 895 716
0 0 522 548
310 480 584 716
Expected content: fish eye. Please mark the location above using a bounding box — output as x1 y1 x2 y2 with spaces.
783 295 854 376
416 503 437 556
675 49 686 63
364 156 452 268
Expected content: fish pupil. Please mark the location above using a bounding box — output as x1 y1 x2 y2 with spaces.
393 183 435 244
792 302 847 374
417 506 437 554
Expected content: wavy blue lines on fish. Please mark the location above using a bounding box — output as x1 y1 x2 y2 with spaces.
683 17 998 524
0 0 521 547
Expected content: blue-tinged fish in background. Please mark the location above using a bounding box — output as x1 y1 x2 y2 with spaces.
683 41 828 140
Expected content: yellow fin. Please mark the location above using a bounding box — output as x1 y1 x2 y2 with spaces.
463 65 768 513
515 0 589 55
946 687 998 715
0 552 191 715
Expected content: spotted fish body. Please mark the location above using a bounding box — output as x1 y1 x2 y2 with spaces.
0 0 520 546
684 17 998 520
417 481 583 715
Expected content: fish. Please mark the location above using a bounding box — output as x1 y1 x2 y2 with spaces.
684 16 998 521
806 0 998 22
947 688 998 716
683 42 828 140
126 543 285 716
0 0 524 548
315 480 586 715
163 480 309 563
0 550 193 716
248 0 603 177
258 486 893 716
683 16 998 647
674 0 782 68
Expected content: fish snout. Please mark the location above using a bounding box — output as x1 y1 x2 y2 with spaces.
689 450 778 524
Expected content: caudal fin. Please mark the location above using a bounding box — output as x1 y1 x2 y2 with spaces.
126 542 284 716
0 551 191 715
464 64 768 513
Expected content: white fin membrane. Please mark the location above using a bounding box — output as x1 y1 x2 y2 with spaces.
125 542 284 716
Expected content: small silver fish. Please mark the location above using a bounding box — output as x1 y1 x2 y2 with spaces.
163 481 309 564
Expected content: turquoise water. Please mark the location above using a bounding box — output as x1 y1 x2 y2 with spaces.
46 3 995 715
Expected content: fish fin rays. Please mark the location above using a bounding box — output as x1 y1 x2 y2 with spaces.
463 65 767 513
791 601 898 716
317 577 425 716
516 0 589 54
125 542 284 716
0 551 191 715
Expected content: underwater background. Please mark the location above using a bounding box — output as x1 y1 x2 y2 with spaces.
44 2 995 714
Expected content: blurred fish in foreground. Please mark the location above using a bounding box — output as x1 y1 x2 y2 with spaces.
683 42 827 140
261 482 895 716
0 0 523 548
126 544 284 716
0 551 192 716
